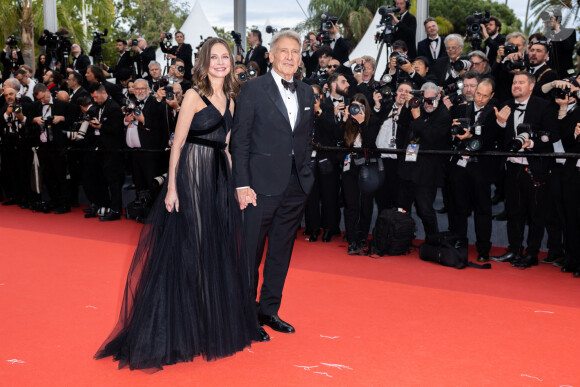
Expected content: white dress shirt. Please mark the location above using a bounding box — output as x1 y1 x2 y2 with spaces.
271 70 299 131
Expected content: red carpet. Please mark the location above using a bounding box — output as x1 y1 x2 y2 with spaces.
1 205 580 386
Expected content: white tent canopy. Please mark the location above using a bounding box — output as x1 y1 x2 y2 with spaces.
348 9 392 81
155 0 217 72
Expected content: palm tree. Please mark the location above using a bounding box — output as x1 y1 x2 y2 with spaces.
527 0 579 34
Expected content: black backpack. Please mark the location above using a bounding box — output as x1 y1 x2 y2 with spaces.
370 208 416 256
419 231 491 269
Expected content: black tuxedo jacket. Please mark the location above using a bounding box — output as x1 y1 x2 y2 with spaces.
134 46 156 77
417 36 447 66
244 44 269 76
484 34 505 65
393 12 417 59
70 54 90 75
109 51 134 76
88 98 125 150
231 72 315 196
495 96 558 176
550 29 577 78
531 64 558 99
397 103 451 186
69 87 90 105
31 99 74 148
136 96 166 149
1 50 24 80
332 37 350 64
315 98 346 163
161 43 193 76
430 57 463 87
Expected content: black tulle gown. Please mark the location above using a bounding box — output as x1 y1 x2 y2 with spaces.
95 93 257 371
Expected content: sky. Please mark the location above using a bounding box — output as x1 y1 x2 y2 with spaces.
177 0 538 32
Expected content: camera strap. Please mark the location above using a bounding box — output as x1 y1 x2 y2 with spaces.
536 67 553 83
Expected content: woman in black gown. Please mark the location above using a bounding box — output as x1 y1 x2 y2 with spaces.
95 38 258 371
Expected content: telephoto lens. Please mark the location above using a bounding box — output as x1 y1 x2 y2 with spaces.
348 104 362 116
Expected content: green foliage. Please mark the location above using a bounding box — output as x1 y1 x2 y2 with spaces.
429 0 521 35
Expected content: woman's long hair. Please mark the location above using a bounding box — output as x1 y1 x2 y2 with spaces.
192 38 238 99
344 93 371 147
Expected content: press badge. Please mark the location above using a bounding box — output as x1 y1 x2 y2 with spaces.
343 154 351 172
457 156 468 168
311 150 317 158
405 143 419 162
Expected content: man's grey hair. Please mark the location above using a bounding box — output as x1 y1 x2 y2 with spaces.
4 78 21 90
270 30 301 53
148 61 161 70
444 34 464 48
420 82 439 95
506 31 528 51
134 78 149 87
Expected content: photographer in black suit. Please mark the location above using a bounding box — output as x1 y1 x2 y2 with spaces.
390 0 417 59
448 78 498 262
417 17 447 66
86 83 126 221
103 39 134 79
301 31 320 77
491 72 558 268
131 38 156 78
397 82 451 237
124 78 166 193
66 44 91 76
431 34 466 87
160 31 193 78
527 39 558 99
481 16 505 65
31 83 74 214
85 65 125 106
327 19 350 64
236 30 268 76
231 30 315 337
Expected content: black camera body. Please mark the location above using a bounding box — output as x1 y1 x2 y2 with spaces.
503 43 518 56
371 81 394 104
551 87 580 100
125 103 142 117
391 51 409 67
316 13 337 46
89 28 108 61
265 25 277 34
409 90 424 108
452 57 472 72
131 38 139 46
442 81 466 105
162 32 173 49
503 54 529 72
451 118 471 135
378 6 401 26
231 31 242 46
6 35 20 47
465 10 491 49
348 103 363 116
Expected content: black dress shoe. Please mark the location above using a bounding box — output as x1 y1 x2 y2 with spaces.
512 255 538 268
258 314 295 333
540 251 566 264
561 263 577 273
477 254 490 262
53 205 71 214
256 326 270 342
309 230 320 242
322 229 333 242
347 242 360 255
99 210 121 221
2 198 20 206
302 229 312 236
491 251 519 262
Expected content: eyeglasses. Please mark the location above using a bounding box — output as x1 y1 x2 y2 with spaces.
446 46 460 51
329 64 339 69
134 87 148 91
471 61 483 66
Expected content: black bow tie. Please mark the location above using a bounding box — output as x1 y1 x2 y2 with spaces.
514 103 526 112
281 79 296 93
429 38 438 43
332 98 343 103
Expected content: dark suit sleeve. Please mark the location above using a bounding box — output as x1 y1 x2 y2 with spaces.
417 40 429 59
231 83 256 188
77 55 90 75
99 103 124 139
254 46 269 75
332 38 350 64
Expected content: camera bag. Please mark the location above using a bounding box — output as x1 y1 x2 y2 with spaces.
419 231 491 269
369 208 415 256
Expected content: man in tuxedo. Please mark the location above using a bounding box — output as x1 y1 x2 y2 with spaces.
31 83 74 214
67 44 91 76
431 34 466 87
132 38 156 78
417 17 447 66
481 17 505 65
327 20 350 64
103 39 134 79
124 79 166 193
237 30 268 76
397 82 451 237
490 31 528 104
448 79 498 262
66 72 90 106
85 65 125 106
391 0 417 59
301 31 319 77
527 39 558 99
543 8 577 78
87 83 126 221
14 69 36 100
231 30 315 340
491 72 558 268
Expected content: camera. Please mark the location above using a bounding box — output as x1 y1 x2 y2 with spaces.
452 57 472 72
317 74 329 86
125 102 142 117
175 65 185 73
231 31 242 46
451 118 470 136
89 28 108 62
44 116 55 141
551 86 580 100
503 55 529 72
353 64 362 73
378 5 401 26
371 81 394 104
391 51 409 67
161 32 173 49
265 25 277 34
503 43 518 56
248 68 257 78
316 12 337 46
409 90 424 108
348 103 363 116
509 130 530 151
5 35 20 47
442 80 466 105
465 10 491 49
131 38 139 46
66 113 94 141
10 99 22 115
165 85 174 101
237 72 248 82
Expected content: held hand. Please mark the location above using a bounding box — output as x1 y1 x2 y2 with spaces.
389 57 397 70
400 60 413 74
505 52 521 62
134 113 145 125
496 46 505 62
89 118 101 128
5 105 13 115
353 71 363 84
494 106 511 124
443 95 453 110
342 109 350 122
389 13 399 24
411 107 421 119
52 115 65 124
555 95 569 108
15 111 25 121
124 113 134 123
334 102 345 115
456 129 473 140
480 24 489 39
157 87 166 99
236 187 257 210
353 110 365 124
575 123 580 137
165 188 179 212
521 139 532 149
33 116 45 125
373 91 382 108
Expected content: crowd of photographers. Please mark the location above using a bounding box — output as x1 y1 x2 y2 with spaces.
1 3 580 274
